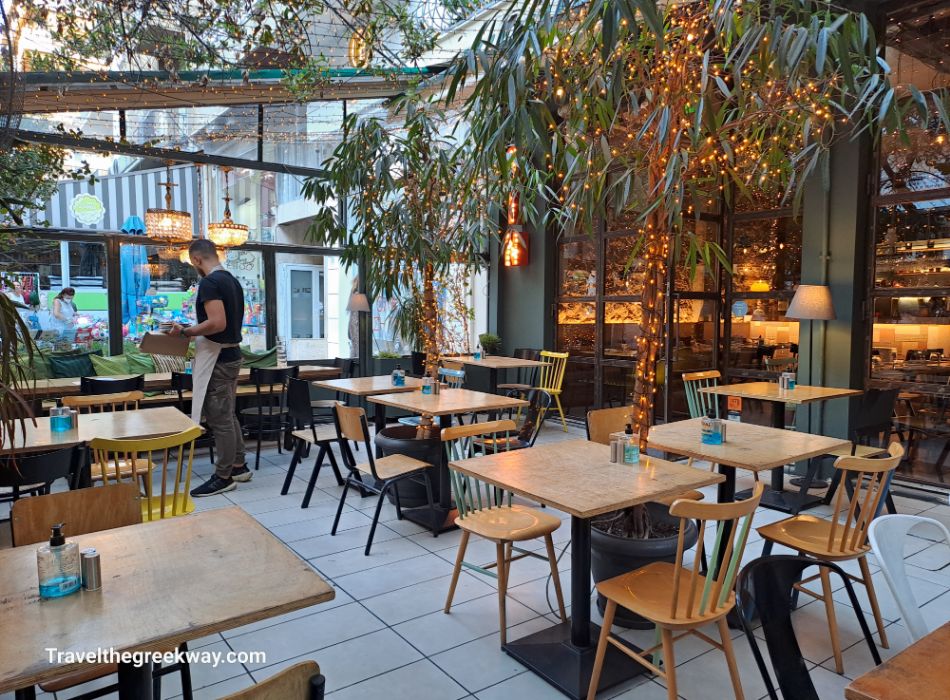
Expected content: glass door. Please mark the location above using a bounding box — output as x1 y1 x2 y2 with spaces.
277 263 325 360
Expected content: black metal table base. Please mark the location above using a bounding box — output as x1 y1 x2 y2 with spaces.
734 485 822 514
504 621 645 700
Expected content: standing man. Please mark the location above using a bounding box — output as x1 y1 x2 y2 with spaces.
171 239 251 496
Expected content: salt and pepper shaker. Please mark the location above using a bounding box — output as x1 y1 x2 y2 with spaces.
80 548 102 591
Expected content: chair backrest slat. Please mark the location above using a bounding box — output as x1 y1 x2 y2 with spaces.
667 483 763 621
682 370 721 419
826 444 903 555
442 419 518 518
63 390 144 414
538 351 568 393
438 366 466 388
586 406 631 445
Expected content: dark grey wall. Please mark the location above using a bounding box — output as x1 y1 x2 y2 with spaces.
496 217 556 355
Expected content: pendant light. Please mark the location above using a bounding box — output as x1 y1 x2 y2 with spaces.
145 162 193 243
207 167 249 248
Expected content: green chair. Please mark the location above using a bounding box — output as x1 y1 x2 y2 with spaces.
442 419 566 646
682 369 721 419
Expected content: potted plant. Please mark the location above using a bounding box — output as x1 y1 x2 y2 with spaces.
477 332 502 355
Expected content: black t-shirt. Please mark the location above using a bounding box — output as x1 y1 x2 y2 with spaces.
196 269 244 363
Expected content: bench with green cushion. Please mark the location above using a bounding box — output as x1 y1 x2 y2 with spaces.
242 347 278 368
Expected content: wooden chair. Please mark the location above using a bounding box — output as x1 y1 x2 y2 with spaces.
497 348 541 394
310 357 352 423
682 370 721 419
330 404 436 555
757 443 904 673
478 388 551 451
587 483 765 700
63 389 143 413
11 484 194 699
89 426 204 521
240 365 299 470
283 377 345 508
443 420 566 645
537 350 569 431
80 374 145 394
220 661 325 700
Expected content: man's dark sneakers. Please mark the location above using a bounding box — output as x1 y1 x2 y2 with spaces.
231 465 252 483
190 476 236 497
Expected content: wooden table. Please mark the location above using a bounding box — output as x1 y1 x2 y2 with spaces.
648 418 849 513
845 622 950 700
450 439 724 700
455 355 548 393
312 375 425 438
0 507 334 699
0 406 199 456
698 382 861 511
21 365 341 399
369 388 529 532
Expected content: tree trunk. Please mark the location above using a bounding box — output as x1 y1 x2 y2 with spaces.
417 263 440 438
631 208 668 448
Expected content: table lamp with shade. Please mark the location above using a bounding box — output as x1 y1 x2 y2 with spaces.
346 293 371 313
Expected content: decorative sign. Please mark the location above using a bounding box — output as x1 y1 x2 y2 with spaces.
71 193 105 225
731 300 748 318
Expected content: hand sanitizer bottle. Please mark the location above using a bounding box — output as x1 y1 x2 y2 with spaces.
622 423 640 465
701 409 724 445
37 523 81 598
392 364 405 386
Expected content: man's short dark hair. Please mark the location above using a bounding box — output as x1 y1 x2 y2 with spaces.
188 238 219 259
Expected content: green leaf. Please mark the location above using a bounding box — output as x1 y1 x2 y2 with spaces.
816 28 828 73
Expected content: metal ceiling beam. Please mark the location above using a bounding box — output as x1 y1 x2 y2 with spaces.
14 128 329 178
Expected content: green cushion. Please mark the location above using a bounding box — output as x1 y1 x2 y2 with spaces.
90 353 132 376
15 351 51 380
241 346 278 368
48 350 101 379
126 351 156 375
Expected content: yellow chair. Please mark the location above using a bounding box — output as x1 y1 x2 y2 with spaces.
89 425 203 521
537 350 569 431
757 443 903 673
587 483 764 700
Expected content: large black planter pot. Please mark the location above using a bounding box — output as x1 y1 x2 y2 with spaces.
590 502 699 629
374 425 443 508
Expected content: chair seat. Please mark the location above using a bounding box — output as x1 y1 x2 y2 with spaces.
651 489 704 507
825 444 888 459
398 416 422 427
757 514 870 560
240 406 289 417
357 454 430 480
455 503 561 541
311 399 344 410
91 457 149 482
142 495 195 520
291 427 338 445
497 382 532 392
597 561 735 628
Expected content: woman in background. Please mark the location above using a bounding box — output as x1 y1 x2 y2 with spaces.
51 287 78 342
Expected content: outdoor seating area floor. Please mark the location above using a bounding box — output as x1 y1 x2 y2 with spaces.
2 422 949 700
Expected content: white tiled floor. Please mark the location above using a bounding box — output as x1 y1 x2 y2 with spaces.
3 421 950 700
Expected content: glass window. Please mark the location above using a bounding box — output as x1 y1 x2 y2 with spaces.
1 238 110 354
556 302 596 357
731 217 801 293
727 296 799 370
558 239 597 298
604 237 644 297
875 203 950 289
222 249 268 353
603 302 641 359
677 219 720 293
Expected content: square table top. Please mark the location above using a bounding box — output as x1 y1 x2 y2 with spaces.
368 387 528 416
699 382 862 405
448 439 724 519
455 355 549 370
0 507 334 693
845 622 950 700
1 406 199 456
311 375 425 396
648 418 849 471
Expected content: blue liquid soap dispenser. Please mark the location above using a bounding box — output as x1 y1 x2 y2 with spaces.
37 523 81 599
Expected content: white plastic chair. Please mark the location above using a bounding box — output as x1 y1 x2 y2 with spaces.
868 514 950 642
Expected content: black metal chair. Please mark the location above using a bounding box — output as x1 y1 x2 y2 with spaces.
497 348 541 394
310 357 353 424
409 351 427 378
170 371 216 466
0 445 83 511
331 404 437 555
477 389 552 451
736 555 882 700
80 374 145 394
239 366 299 470
283 377 345 507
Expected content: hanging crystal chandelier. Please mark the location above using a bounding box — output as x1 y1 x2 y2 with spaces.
207 167 249 248
145 162 193 243
157 245 185 261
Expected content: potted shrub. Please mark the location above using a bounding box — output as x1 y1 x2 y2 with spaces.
478 332 502 355
590 503 698 628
